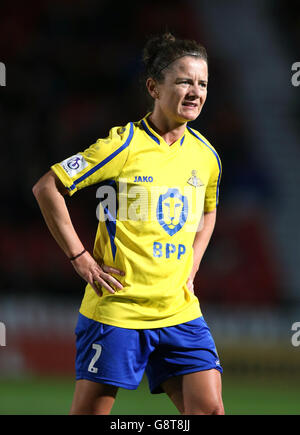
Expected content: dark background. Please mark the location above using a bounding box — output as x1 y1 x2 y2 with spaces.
1 0 298 304
0 0 300 414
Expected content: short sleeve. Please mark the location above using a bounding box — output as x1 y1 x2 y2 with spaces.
204 148 222 213
51 122 133 196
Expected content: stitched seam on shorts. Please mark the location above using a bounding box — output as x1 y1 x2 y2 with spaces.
76 372 139 389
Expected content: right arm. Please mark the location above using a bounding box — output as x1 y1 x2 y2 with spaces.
32 170 124 295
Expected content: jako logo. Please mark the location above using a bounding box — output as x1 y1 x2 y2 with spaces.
134 176 153 183
291 62 300 87
0 322 6 346
0 62 6 87
291 322 300 347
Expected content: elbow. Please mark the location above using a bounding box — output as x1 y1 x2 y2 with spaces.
32 172 51 199
32 170 66 200
32 179 42 199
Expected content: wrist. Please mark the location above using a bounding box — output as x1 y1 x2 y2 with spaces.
69 249 86 261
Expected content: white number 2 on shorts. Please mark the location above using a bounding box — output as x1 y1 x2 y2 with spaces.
88 343 102 374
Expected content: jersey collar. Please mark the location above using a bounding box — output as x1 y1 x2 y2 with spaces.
141 113 185 148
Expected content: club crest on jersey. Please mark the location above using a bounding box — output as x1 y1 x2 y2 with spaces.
156 188 188 236
187 170 204 187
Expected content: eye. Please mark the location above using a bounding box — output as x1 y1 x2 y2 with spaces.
176 79 190 85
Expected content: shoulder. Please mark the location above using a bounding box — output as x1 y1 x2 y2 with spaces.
187 126 221 170
98 121 136 145
105 116 153 145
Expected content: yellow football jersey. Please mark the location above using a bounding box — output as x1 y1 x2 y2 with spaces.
51 114 222 328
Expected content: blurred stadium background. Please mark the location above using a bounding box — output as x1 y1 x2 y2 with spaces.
1 0 300 415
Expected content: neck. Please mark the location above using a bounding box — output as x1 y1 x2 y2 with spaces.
148 111 186 146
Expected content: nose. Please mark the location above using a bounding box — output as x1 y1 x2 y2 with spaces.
186 84 201 100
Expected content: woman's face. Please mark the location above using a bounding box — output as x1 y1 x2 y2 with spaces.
151 56 208 125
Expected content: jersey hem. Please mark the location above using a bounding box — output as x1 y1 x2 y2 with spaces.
78 305 202 330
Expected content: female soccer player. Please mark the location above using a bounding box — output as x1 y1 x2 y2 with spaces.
33 33 224 415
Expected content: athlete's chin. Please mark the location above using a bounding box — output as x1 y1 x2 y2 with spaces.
179 108 201 122
179 112 200 123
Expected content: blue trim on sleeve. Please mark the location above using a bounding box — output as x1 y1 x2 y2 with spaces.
67 184 76 192
72 122 134 188
187 127 221 206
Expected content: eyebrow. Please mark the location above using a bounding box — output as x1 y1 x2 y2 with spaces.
176 77 208 84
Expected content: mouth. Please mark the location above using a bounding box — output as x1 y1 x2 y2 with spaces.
182 102 198 108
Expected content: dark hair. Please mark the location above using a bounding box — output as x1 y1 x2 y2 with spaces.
142 32 208 83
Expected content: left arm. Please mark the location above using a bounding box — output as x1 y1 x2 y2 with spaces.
187 208 217 292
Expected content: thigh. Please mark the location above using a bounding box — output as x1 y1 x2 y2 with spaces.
70 379 118 415
162 369 224 415
146 316 222 395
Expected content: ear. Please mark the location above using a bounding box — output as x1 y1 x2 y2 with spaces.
146 78 159 99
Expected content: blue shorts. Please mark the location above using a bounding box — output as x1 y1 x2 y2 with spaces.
75 313 222 394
